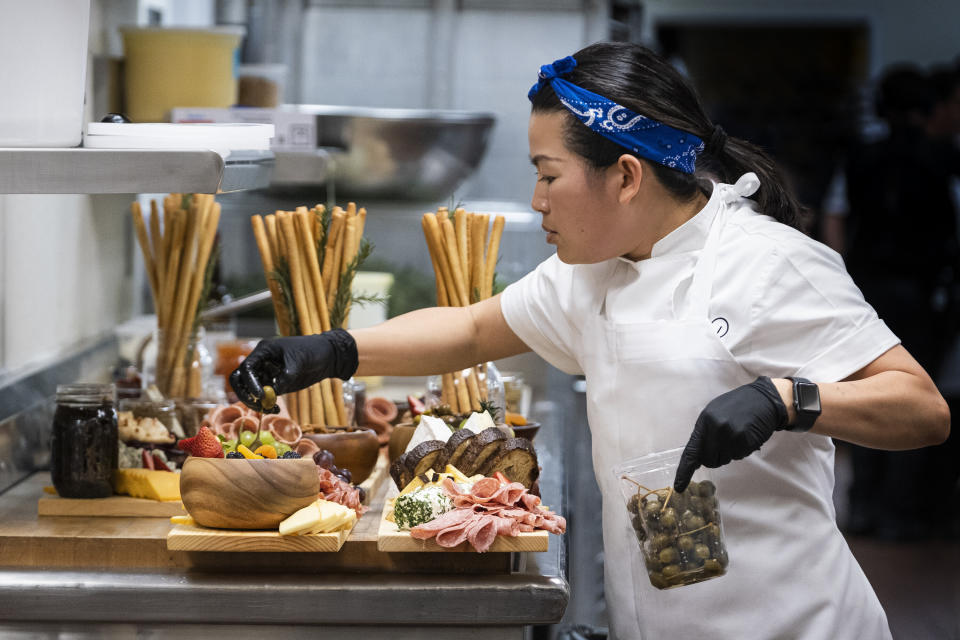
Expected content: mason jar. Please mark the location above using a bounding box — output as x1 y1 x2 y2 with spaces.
51 383 118 498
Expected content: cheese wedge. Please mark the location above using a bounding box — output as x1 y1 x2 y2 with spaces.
112 468 181 501
279 499 357 535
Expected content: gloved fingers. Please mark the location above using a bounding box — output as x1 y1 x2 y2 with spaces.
230 363 265 412
674 427 703 493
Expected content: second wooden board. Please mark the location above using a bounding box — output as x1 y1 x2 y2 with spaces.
376 492 549 553
39 494 184 518
167 523 351 552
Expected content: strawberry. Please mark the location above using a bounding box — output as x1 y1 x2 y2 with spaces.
177 425 225 458
407 395 425 418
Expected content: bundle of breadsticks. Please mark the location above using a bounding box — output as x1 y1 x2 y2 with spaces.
250 203 368 429
421 207 505 415
131 194 221 398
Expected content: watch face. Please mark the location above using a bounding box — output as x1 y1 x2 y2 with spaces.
796 382 821 414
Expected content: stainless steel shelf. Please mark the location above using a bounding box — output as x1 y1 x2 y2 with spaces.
0 148 275 194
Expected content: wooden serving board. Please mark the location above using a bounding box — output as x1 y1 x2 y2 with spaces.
376 490 549 553
38 493 184 518
358 448 390 505
167 523 351 552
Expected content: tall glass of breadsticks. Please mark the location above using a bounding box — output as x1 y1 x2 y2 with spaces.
421 207 505 415
250 203 369 429
131 194 221 399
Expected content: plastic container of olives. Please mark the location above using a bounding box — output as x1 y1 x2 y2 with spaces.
614 447 728 590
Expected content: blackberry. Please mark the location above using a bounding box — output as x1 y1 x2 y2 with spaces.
226 451 243 459
281 450 302 459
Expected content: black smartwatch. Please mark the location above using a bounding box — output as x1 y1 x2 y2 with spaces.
785 377 821 432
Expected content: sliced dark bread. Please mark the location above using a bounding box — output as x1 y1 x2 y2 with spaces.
402 440 447 483
459 427 507 476
482 437 540 489
390 455 412 491
434 428 475 472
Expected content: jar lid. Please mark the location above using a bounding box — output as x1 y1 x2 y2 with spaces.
56 383 116 405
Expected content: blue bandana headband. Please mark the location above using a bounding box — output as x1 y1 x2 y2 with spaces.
528 56 705 174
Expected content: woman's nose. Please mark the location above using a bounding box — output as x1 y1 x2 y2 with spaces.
531 188 547 214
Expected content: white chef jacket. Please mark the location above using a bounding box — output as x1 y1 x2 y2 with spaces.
501 180 898 639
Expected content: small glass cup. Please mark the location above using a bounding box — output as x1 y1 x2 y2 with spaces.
614 447 729 590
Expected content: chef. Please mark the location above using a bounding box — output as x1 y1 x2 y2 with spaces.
232 42 949 639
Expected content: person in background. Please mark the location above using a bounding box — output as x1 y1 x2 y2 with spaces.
843 64 960 540
231 43 948 638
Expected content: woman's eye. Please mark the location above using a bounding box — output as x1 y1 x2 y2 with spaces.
537 175 556 184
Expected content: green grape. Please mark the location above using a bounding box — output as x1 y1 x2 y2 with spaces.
221 438 238 453
259 432 276 447
274 442 292 456
239 431 256 448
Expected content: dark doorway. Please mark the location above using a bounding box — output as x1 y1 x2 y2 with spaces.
657 23 870 235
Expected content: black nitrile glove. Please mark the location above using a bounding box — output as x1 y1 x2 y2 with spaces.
673 376 789 492
229 329 358 413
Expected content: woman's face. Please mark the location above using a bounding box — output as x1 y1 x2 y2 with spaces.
528 111 636 264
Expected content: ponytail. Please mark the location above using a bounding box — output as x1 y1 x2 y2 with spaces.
695 133 811 231
530 42 810 232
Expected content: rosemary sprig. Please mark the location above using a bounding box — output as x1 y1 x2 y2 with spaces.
315 206 332 269
268 255 300 336
329 237 375 329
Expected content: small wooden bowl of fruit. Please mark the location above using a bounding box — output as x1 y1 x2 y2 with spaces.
179 456 320 529
303 426 379 484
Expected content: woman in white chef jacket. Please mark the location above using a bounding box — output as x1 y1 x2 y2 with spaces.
232 42 949 639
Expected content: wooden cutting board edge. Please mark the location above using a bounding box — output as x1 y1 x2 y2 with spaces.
38 494 185 518
166 523 351 552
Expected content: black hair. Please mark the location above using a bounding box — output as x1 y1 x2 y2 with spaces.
530 41 808 231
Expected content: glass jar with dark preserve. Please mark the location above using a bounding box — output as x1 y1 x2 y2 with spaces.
51 383 118 498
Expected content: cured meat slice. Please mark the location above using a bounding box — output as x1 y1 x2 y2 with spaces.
410 508 474 538
261 414 301 445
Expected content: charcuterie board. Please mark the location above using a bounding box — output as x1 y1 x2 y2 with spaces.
375 488 549 553
38 492 184 518
166 522 352 552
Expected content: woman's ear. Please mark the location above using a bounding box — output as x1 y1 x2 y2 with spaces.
615 154 644 204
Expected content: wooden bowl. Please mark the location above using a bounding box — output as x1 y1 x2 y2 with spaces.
303 426 379 484
387 423 416 462
179 457 319 530
510 421 541 442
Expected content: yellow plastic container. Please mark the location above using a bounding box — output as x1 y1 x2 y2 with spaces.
120 27 244 123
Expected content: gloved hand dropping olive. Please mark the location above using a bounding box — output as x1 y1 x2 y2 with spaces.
674 376 789 492
229 329 359 413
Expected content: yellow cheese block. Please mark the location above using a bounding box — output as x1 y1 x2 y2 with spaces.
279 499 357 535
113 468 181 501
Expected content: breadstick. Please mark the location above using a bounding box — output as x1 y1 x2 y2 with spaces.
454 208 468 297
422 214 457 308
484 215 505 299
131 202 160 320
441 218 470 306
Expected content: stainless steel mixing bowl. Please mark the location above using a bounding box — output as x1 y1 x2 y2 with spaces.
270 104 496 201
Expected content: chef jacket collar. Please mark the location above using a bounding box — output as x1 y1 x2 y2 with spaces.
617 180 722 268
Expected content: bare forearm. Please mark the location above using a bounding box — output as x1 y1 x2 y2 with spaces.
349 294 530 377
772 346 950 449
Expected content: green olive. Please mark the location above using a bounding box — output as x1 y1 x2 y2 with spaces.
703 558 723 574
717 549 730 567
695 543 711 560
631 514 644 531
660 508 678 528
648 572 669 589
661 564 681 579
698 480 716 497
684 480 699 496
261 385 277 411
659 547 679 565
644 499 662 516
627 494 641 515
651 533 672 550
677 535 694 552
706 523 721 541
